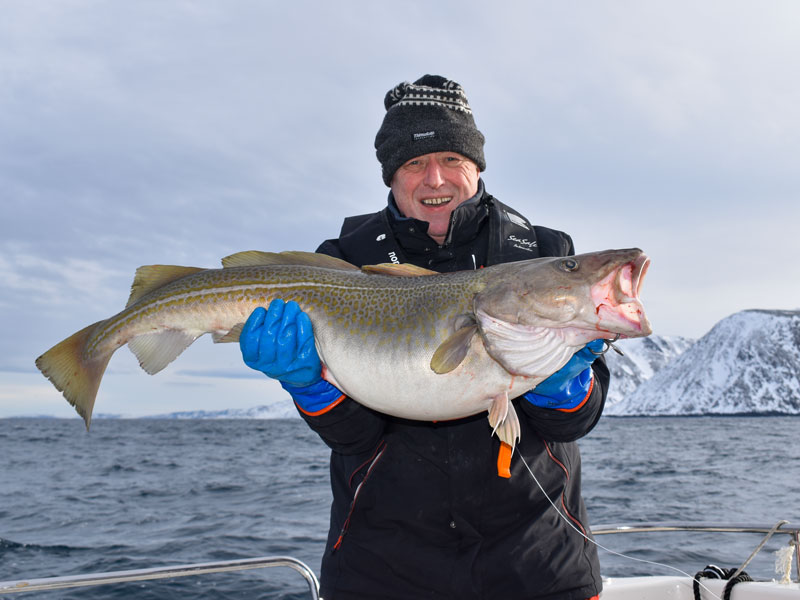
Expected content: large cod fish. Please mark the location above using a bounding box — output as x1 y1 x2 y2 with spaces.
36 248 650 453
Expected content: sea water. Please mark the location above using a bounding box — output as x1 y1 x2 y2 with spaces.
1 417 798 598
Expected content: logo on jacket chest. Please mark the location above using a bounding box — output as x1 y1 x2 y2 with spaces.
507 234 538 252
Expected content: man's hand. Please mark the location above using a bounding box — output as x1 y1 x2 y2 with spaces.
240 299 343 413
524 339 605 409
240 299 322 387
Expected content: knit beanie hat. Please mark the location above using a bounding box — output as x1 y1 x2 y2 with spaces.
375 75 486 186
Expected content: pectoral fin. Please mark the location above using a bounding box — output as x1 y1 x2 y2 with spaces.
430 324 478 374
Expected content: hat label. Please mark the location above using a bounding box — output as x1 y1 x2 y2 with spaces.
413 131 436 141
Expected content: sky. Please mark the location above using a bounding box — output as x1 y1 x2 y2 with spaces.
2 0 799 419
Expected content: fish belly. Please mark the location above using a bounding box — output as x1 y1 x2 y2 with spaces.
316 325 538 421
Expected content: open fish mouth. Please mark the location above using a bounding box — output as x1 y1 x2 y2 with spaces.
591 252 651 336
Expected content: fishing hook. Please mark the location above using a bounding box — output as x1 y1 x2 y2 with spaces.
590 333 624 356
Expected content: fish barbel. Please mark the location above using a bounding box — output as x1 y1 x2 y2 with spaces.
36 248 651 450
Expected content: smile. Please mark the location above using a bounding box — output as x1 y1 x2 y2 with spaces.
421 197 453 206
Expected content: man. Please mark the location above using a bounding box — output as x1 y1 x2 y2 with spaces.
240 75 608 600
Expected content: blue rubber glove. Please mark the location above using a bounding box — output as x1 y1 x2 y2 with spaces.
240 299 343 413
524 339 605 409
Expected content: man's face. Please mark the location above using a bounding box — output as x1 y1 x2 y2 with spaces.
390 151 480 245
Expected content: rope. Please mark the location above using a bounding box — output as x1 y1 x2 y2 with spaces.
692 565 752 600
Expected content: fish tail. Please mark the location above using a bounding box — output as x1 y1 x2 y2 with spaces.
35 320 113 430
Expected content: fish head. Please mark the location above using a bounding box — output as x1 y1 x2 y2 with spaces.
473 248 651 377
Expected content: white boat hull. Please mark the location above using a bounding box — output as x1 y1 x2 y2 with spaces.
601 576 800 599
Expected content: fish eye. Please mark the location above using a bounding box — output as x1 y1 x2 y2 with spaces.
560 258 579 272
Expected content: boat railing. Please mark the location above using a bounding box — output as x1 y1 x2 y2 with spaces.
2 521 797 595
0 555 320 598
591 520 800 583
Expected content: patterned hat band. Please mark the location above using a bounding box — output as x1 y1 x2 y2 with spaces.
385 81 473 115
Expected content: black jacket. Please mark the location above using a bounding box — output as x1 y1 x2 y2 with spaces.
305 185 608 600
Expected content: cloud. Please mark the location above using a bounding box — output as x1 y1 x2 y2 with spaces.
0 246 126 308
2 0 800 417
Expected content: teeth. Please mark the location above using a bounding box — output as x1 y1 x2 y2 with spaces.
422 197 452 206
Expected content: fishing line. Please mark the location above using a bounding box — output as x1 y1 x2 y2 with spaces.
516 446 724 600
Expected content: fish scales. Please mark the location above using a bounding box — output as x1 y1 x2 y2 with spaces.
79 263 481 403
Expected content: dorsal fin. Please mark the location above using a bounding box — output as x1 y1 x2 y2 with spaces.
361 263 438 277
221 250 358 270
126 265 205 308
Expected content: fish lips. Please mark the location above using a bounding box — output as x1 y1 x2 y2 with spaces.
591 251 651 337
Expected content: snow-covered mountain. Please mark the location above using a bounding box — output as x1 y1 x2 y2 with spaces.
607 309 800 416
603 335 694 412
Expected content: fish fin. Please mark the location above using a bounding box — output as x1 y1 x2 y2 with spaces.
361 263 438 276
35 320 113 430
128 330 200 375
487 392 521 450
211 323 244 343
453 313 477 331
126 265 205 308
221 250 358 270
430 324 478 374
